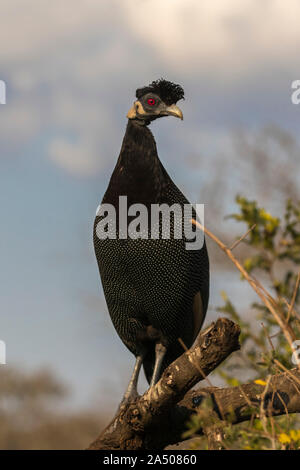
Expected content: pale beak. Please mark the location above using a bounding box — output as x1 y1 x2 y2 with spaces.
165 104 183 120
127 101 138 119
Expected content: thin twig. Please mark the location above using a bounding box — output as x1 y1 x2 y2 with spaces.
273 359 300 388
259 375 272 445
251 275 279 309
229 224 257 251
261 322 275 352
282 297 300 322
275 387 290 419
191 219 299 366
286 272 300 324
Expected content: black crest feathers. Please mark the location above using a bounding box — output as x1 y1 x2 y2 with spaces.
136 79 184 105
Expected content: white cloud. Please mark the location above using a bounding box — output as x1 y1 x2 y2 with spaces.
1 0 300 175
124 0 300 77
48 138 100 177
0 1 114 63
0 100 41 145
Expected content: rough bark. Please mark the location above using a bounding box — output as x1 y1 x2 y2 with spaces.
88 318 300 450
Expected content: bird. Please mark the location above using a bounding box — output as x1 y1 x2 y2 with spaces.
93 79 209 403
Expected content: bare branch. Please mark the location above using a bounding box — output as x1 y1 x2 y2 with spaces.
88 318 240 450
88 317 300 450
229 223 256 251
286 272 300 324
88 222 300 450
176 367 300 435
191 219 298 362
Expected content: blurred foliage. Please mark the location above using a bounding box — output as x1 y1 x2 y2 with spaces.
0 367 108 449
185 196 300 450
2 196 300 450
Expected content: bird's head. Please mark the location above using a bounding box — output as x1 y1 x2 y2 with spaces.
127 79 184 125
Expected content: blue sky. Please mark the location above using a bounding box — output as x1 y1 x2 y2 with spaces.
1 0 300 411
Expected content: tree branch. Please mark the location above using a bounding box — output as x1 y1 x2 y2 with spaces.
88 317 300 450
191 219 299 363
88 318 240 450
88 218 300 450
174 368 300 436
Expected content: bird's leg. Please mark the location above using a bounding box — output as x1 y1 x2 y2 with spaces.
149 342 167 387
121 354 143 406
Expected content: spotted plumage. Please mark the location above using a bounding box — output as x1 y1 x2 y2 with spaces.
93 80 209 396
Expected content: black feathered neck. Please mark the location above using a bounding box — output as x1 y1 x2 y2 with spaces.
136 78 184 105
103 120 166 207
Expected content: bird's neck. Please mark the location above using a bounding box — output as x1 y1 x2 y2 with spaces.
105 120 165 206
118 119 158 169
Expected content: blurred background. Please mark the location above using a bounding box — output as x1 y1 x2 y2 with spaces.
0 0 300 449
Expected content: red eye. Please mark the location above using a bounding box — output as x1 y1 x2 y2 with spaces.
147 98 156 106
